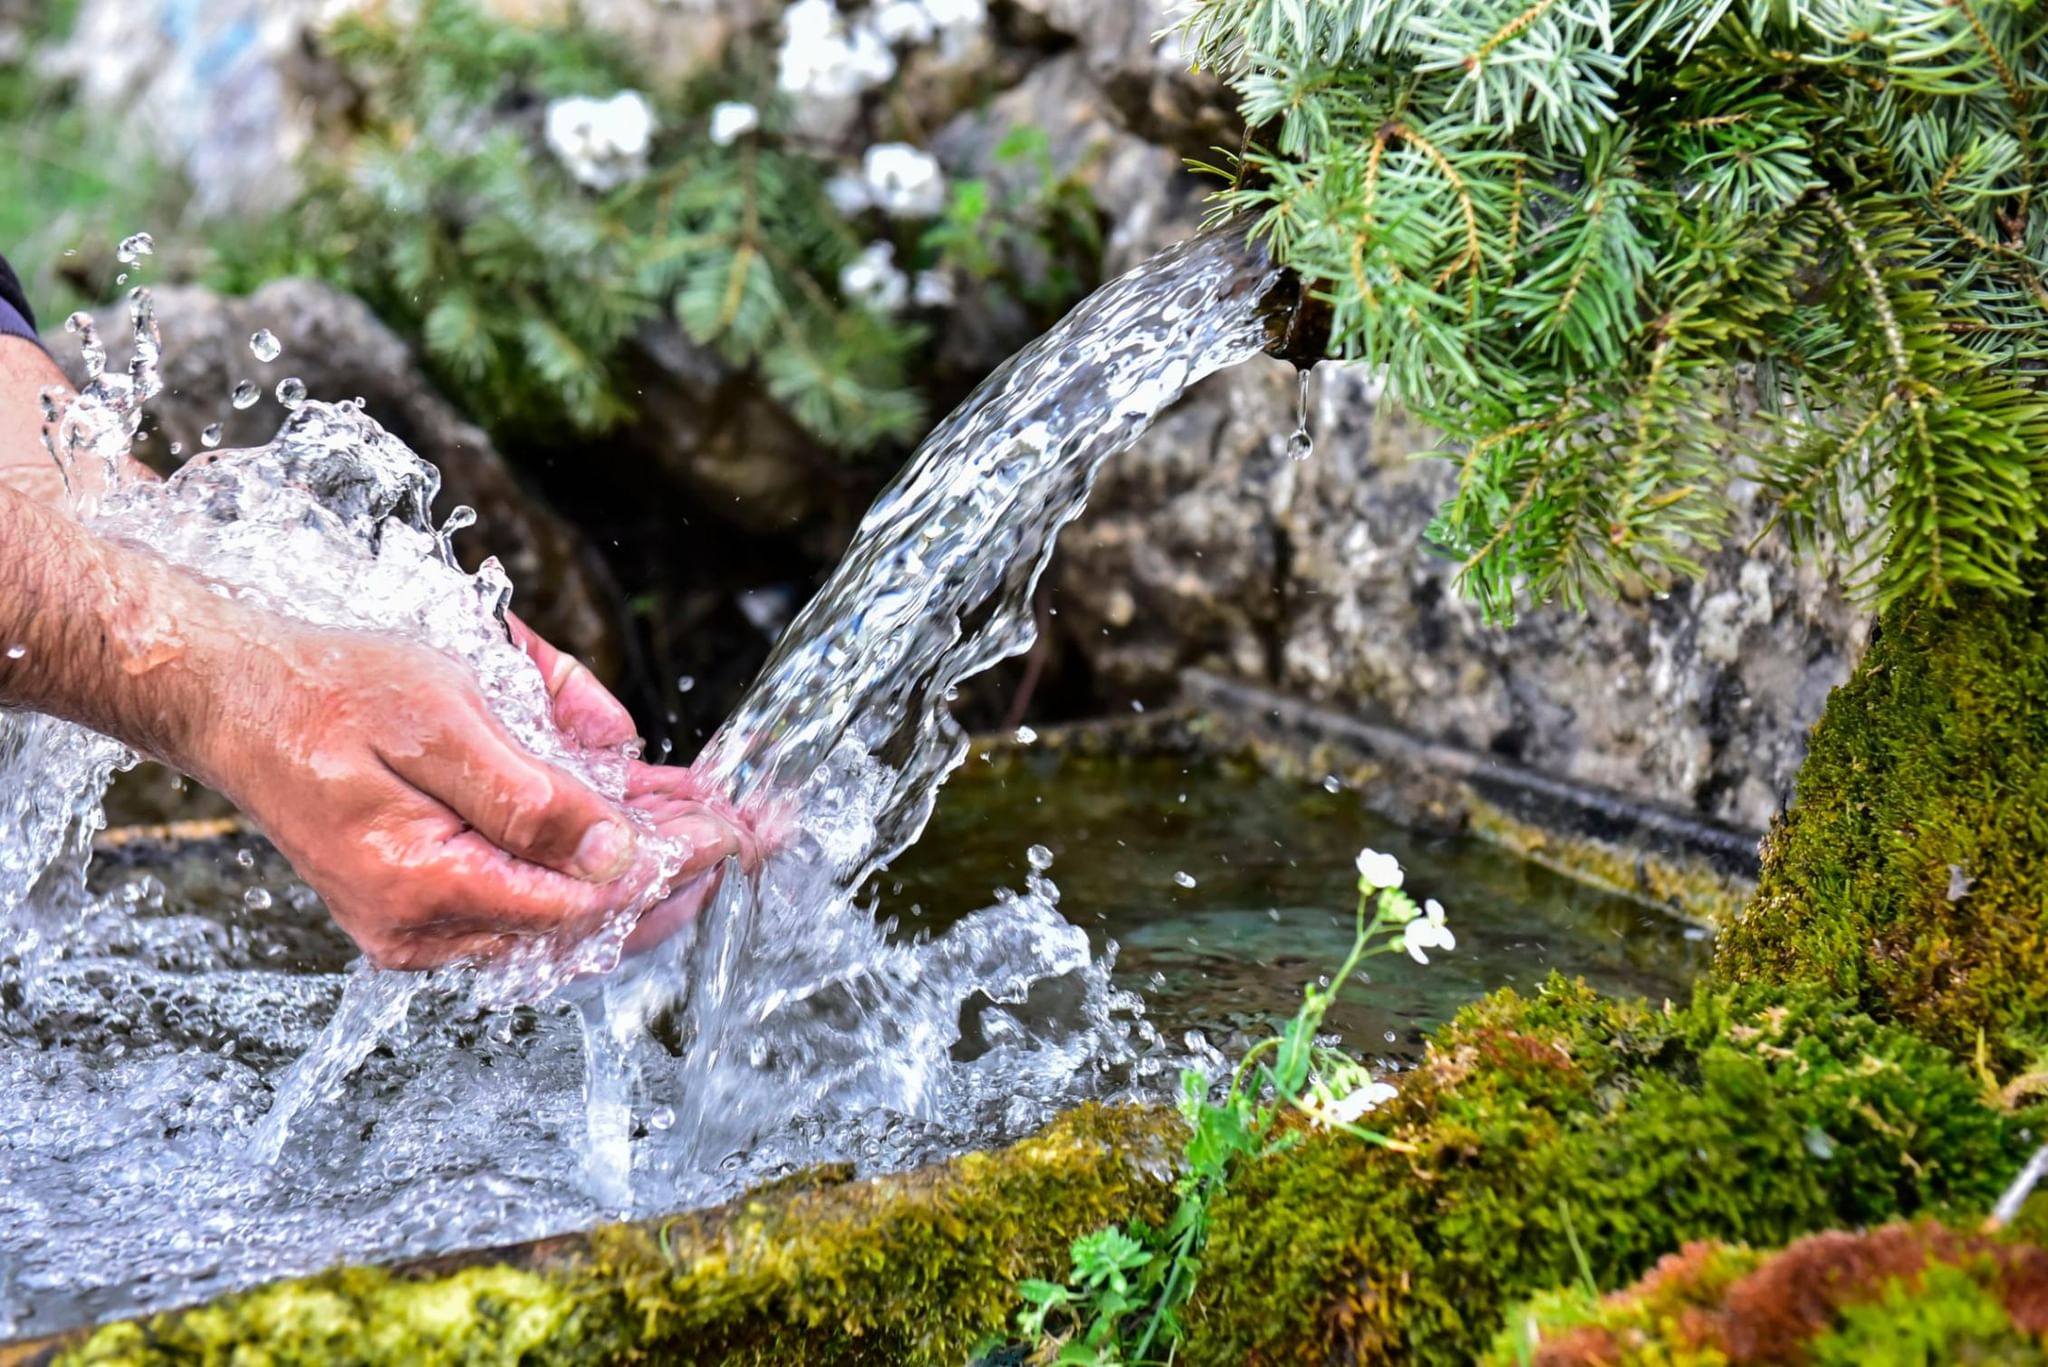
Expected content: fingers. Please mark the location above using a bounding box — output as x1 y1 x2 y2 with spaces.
378 701 639 884
506 611 637 749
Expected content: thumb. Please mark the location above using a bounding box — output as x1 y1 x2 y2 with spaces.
381 703 639 883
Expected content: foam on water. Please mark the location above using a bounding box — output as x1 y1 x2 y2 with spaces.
0 232 1284 1339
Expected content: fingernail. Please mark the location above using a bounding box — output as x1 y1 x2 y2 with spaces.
573 819 637 882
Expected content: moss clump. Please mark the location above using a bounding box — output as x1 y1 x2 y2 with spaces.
1484 1219 2048 1364
44 1103 1179 1367
1180 979 2035 1365
1716 586 2048 1062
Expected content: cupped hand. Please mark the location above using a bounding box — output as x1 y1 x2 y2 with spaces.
186 619 669 969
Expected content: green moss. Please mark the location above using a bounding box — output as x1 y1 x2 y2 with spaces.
1810 1264 2047 1366
48 1104 1179 1367
1482 1221 2048 1364
1180 980 2035 1365
1716 585 2048 1062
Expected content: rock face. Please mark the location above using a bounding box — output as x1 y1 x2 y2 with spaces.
54 280 623 679
1053 358 1868 832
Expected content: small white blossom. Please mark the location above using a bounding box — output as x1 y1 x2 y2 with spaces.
708 101 760 147
840 241 909 314
913 269 956 308
863 142 947 218
824 171 872 216
872 0 936 44
1322 1080 1400 1126
1354 847 1404 891
1402 900 1455 964
778 0 897 100
544 91 658 191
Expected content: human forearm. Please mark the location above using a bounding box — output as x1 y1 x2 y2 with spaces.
0 336 73 505
0 480 222 768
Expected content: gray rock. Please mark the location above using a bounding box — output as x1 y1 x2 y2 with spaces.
52 279 624 679
1056 357 1868 832
48 0 350 218
1008 0 1241 160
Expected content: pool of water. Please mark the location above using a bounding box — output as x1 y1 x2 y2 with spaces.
888 751 1707 1058
0 751 1704 1343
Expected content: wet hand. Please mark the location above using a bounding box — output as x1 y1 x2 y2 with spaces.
187 619 661 970
619 761 775 955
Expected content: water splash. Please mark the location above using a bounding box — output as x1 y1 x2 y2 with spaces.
0 229 1286 1336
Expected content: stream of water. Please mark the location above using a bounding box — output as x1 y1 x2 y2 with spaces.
0 232 1297 1337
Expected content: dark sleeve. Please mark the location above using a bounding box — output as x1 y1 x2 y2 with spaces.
0 252 42 345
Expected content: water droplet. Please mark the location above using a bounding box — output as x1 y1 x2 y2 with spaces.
200 423 223 449
243 888 273 911
114 273 127 286
1172 871 1197 889
168 441 182 458
1026 844 1054 872
1323 775 1342 794
231 380 260 409
249 329 281 363
4 645 24 660
1013 725 1038 745
276 378 307 409
440 505 476 538
1287 366 1315 461
65 312 105 379
234 849 255 870
115 232 154 266
1384 1031 1398 1044
647 1106 676 1131
1130 700 1145 713
676 675 696 694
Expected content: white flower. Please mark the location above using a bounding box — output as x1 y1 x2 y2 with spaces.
927 0 987 55
921 0 986 27
862 142 947 218
544 91 657 191
1323 1080 1400 1125
708 101 760 147
824 171 872 216
840 241 909 314
913 269 956 308
872 0 936 44
777 0 898 100
1402 899 1455 964
1354 847 1403 891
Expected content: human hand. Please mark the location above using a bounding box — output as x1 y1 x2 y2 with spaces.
179 616 668 969
618 761 777 955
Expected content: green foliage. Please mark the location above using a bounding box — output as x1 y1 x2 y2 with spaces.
1184 0 2048 616
1001 868 1444 1364
211 0 922 448
221 0 1100 456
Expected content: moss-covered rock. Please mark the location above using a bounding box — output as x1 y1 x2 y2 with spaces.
1483 1219 2048 1364
1715 585 2048 1062
1180 980 2036 1364
25 1104 1179 1367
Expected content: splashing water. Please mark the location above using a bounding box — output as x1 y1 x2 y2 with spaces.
0 231 1286 1338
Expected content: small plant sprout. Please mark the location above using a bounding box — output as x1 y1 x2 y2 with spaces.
1004 845 1450 1363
